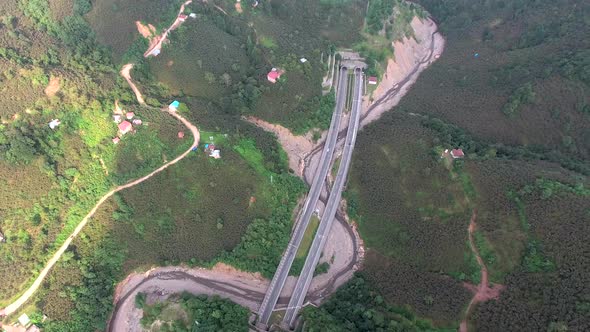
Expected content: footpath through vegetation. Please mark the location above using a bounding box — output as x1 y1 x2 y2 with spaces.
459 210 505 332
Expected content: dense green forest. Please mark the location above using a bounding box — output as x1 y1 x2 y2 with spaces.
345 0 590 330
301 274 453 331
138 292 249 331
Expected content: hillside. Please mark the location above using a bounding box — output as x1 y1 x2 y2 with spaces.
0 0 306 329
1 0 587 330
0 0 380 329
343 0 590 330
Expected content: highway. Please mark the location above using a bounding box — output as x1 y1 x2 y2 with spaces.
282 69 364 328
256 67 350 327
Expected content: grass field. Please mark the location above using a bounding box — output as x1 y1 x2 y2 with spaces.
349 113 472 275
345 1 589 328
473 180 589 331
463 159 568 282
113 106 192 183
346 112 475 326
296 215 320 259
113 139 272 268
147 18 251 100
286 196 322 276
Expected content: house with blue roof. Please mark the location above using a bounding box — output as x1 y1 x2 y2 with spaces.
169 100 180 111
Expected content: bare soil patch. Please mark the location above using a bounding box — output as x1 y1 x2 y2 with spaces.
211 262 264 281
135 21 156 39
44 76 60 97
235 1 243 13
361 17 445 128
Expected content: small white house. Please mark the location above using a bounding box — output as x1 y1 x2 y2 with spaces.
48 119 60 129
113 114 122 123
210 150 221 159
18 313 31 327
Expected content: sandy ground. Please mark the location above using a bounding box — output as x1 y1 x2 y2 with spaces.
459 211 505 332
44 76 60 97
109 264 268 332
307 214 355 296
239 15 444 308
109 217 358 331
361 16 445 128
135 21 156 39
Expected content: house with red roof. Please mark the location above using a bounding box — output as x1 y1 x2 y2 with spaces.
112 137 120 144
267 68 283 83
178 131 185 139
451 149 465 159
118 121 132 135
368 76 378 85
126 112 135 120
178 14 188 22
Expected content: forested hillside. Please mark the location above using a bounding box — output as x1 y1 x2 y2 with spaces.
344 0 590 330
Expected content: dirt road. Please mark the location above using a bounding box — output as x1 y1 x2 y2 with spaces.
459 210 505 332
120 64 145 105
143 0 192 57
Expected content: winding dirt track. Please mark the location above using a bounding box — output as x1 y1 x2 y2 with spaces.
143 0 192 57
0 72 200 319
121 64 145 105
459 210 504 332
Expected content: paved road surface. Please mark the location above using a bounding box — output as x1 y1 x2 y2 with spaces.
282 69 363 328
256 67 349 327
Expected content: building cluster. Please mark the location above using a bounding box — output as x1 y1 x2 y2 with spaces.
112 102 142 144
203 143 221 159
